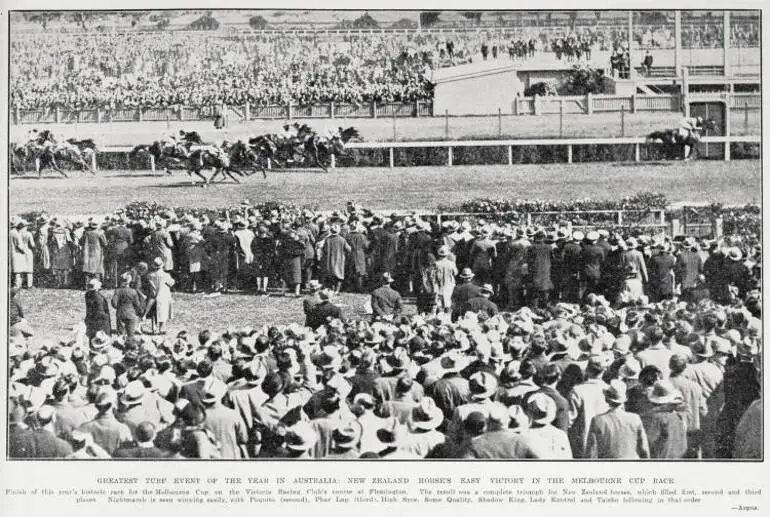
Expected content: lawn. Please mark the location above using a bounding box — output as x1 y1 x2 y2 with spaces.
10 112 693 147
15 287 397 345
9 160 761 217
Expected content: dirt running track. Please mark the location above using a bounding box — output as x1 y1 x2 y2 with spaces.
9 161 761 217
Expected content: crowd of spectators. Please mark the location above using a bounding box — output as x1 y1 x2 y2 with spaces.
7 201 763 460
12 16 757 111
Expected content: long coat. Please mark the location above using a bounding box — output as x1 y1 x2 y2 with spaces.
527 241 554 291
48 228 74 270
84 289 111 338
322 234 351 281
145 269 175 323
185 230 208 273
148 229 174 271
586 407 650 459
80 228 107 276
10 228 35 273
379 231 400 275
345 231 370 275
36 224 51 270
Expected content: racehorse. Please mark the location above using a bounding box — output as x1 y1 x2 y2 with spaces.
187 143 248 185
130 140 190 175
17 141 92 178
304 126 362 171
646 119 719 161
227 140 266 179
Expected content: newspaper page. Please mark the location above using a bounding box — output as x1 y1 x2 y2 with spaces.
1 1 767 517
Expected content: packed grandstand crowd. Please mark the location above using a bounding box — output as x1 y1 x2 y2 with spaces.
8 202 762 459
10 19 759 110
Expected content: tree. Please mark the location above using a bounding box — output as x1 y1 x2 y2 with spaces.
391 18 417 30
563 64 607 95
188 14 220 31
68 12 96 31
462 12 483 25
26 12 61 30
420 12 441 28
249 15 268 30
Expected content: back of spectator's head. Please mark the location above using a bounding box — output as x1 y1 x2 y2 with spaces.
207 342 223 361
518 358 537 380
52 378 69 400
646 326 664 344
464 411 487 436
535 363 561 387
198 329 211 346
321 392 342 414
586 356 605 378
135 421 157 444
669 355 688 376
639 365 663 387
395 375 413 396
261 372 285 398
255 335 270 354
196 359 213 379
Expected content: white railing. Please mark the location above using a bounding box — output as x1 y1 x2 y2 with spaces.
86 134 759 173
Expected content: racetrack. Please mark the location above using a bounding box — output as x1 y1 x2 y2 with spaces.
10 160 761 217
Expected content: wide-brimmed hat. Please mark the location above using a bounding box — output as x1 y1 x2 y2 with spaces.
285 422 318 452
458 268 475 280
151 257 164 269
586 231 600 242
572 230 585 241
508 405 530 430
409 398 444 431
605 379 628 404
728 247 743 262
376 419 401 445
90 331 111 351
201 377 227 405
648 380 683 405
34 356 60 379
526 393 557 425
332 422 362 450
87 278 102 290
619 357 641 380
120 380 146 406
381 272 394 284
307 279 322 291
480 283 494 295
437 245 450 257
469 371 498 400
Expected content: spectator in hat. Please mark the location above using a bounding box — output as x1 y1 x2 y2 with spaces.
117 380 172 439
20 405 73 458
675 238 703 299
381 375 421 425
145 256 176 335
451 268 482 319
178 402 222 459
305 289 342 330
67 430 112 459
464 404 545 459
77 390 133 456
448 371 505 442
148 219 175 273
635 326 673 379
327 422 362 459
647 242 676 302
49 219 74 288
281 422 317 459
251 223 275 295
50 377 90 442
344 221 369 293
111 272 144 337
567 356 609 458
113 422 169 458
669 354 706 458
469 226 497 284
400 398 447 457
526 231 554 308
501 228 530 309
201 377 248 459
426 355 470 424
278 229 306 297
434 245 458 314
681 338 724 458
80 219 108 288
716 339 760 458
586 379 649 459
84 278 111 340
10 219 35 289
640 380 688 459
580 231 605 298
626 365 662 415
530 363 570 432
461 284 499 318
321 223 351 294
302 280 324 325
9 288 34 338
105 216 133 289
526 393 571 458
370 272 403 321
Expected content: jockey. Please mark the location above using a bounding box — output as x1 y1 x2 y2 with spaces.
324 126 341 141
279 124 298 141
678 116 703 139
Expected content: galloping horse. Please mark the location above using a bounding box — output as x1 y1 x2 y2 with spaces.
646 119 719 161
304 126 362 171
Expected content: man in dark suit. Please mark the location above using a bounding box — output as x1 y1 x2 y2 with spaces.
528 363 570 432
580 231 605 298
675 238 703 299
370 272 403 321
305 290 342 329
462 284 499 318
526 231 554 308
648 242 676 302
451 268 481 320
114 421 169 459
178 359 214 409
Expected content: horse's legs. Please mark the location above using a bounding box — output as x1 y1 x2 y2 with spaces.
36 157 41 178
224 168 241 184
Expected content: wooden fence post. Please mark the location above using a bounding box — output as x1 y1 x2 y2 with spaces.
91 152 97 172
533 95 539 116
389 147 394 169
149 154 156 172
415 100 420 118
444 110 449 140
55 106 61 123
14 106 20 125
631 93 637 113
567 144 573 163
245 102 250 121
617 210 623 225
587 92 594 115
372 101 377 119
330 102 335 119
635 143 641 162
507 145 513 166
330 154 336 169
447 147 453 166
287 103 292 120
